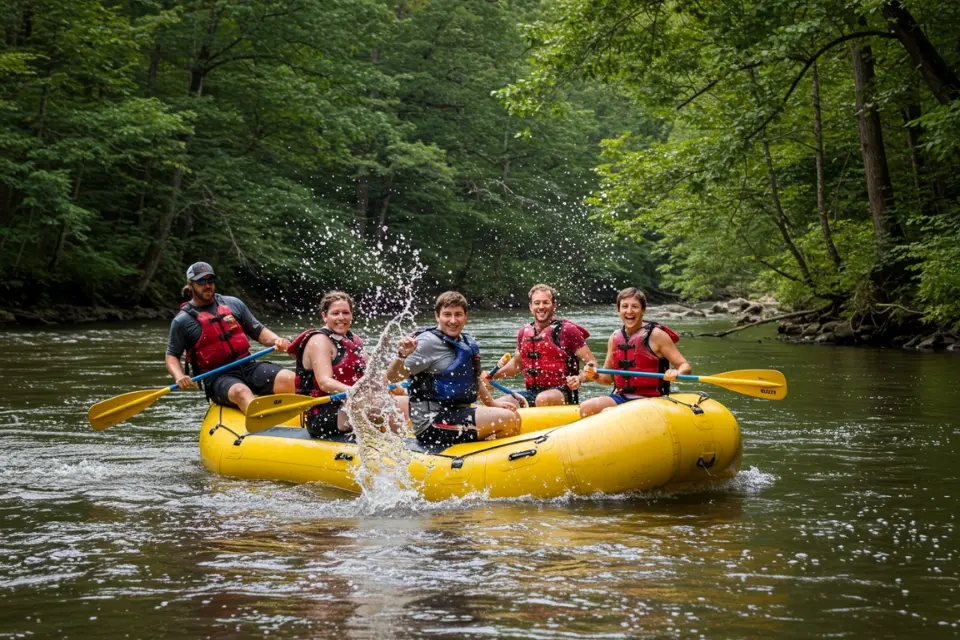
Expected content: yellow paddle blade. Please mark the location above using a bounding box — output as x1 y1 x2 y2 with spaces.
88 387 172 431
698 369 788 400
498 352 511 368
245 394 333 433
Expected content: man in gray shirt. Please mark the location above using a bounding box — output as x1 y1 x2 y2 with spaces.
387 291 519 446
165 262 294 413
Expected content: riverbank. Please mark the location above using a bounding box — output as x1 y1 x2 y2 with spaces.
0 305 177 326
683 297 960 353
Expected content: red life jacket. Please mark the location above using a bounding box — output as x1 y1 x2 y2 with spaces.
287 328 366 398
517 319 590 389
611 322 679 397
182 295 251 374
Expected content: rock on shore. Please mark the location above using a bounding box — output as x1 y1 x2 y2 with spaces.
776 317 959 352
649 296 781 323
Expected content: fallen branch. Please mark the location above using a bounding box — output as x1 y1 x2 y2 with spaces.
697 308 818 337
875 303 924 316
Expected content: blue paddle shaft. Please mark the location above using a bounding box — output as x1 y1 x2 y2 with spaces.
487 360 525 399
595 367 697 382
167 346 278 391
490 380 520 396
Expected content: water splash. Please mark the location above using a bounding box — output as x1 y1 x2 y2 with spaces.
343 264 425 505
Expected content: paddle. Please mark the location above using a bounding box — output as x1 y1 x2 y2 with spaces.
245 382 407 433
88 346 280 431
486 352 529 407
589 367 788 400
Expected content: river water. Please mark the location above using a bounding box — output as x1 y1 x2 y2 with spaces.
1 307 957 638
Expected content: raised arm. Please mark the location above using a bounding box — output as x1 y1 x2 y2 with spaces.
387 336 417 383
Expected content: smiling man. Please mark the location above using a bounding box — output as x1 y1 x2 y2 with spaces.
387 291 519 446
482 284 596 407
164 261 294 413
578 287 691 418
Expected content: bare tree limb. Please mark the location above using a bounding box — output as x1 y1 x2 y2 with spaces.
748 30 896 138
698 308 821 337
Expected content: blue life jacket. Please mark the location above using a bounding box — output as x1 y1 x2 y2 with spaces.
408 327 480 406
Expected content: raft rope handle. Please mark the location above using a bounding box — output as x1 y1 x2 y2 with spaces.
661 392 710 415
209 405 246 445
449 431 554 468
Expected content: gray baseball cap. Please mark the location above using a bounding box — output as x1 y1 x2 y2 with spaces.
186 262 216 281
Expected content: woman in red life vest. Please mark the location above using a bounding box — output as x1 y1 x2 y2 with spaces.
579 287 691 418
288 291 407 438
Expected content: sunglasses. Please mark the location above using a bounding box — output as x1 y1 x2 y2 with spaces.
195 277 216 286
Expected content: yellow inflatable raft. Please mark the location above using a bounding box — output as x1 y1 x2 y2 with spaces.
199 393 742 500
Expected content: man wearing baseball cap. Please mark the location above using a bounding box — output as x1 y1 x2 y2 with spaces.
164 261 294 413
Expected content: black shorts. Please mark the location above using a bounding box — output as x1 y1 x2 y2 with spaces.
517 385 578 405
415 406 479 447
305 402 342 439
205 360 284 407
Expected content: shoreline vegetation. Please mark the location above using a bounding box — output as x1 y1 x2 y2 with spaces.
3 296 956 353
2 1 958 338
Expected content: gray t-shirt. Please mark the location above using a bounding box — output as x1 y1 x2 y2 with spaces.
404 329 475 434
403 329 459 376
166 295 265 357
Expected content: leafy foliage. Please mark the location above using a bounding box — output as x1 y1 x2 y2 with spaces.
0 0 660 312
503 0 960 328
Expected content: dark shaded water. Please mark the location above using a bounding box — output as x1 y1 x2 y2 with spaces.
1 307 958 638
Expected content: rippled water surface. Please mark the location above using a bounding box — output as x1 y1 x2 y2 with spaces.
1 307 958 638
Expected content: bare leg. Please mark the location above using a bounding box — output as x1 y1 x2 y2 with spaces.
272 369 296 394
535 389 566 407
579 396 618 419
474 406 521 440
227 383 257 414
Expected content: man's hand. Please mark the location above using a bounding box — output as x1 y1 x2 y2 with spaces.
274 337 291 352
565 374 581 391
175 375 197 390
583 362 598 381
663 368 680 381
397 336 417 358
480 371 493 386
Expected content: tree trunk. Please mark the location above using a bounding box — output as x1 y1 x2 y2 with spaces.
882 0 960 104
136 169 183 298
850 41 902 249
812 62 843 268
148 46 161 89
760 134 817 289
50 167 84 271
903 103 924 192
135 6 221 299
354 175 369 237
375 175 393 240
454 242 476 289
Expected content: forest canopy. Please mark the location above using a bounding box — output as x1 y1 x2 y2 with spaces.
2 0 959 332
0 0 659 313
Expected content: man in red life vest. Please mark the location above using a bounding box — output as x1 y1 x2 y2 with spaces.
481 284 597 407
164 262 294 413
579 287 690 418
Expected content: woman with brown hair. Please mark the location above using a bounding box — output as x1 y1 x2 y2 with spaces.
288 291 406 438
